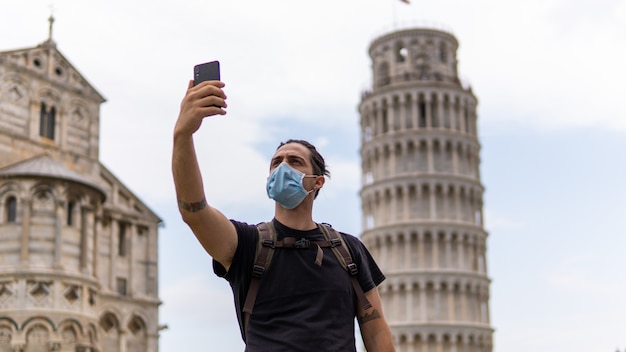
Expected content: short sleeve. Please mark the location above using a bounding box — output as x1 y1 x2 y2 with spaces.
341 233 385 293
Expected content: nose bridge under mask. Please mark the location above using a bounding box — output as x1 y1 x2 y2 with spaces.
271 161 304 180
266 162 314 209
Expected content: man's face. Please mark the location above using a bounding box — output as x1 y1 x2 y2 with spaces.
270 142 314 175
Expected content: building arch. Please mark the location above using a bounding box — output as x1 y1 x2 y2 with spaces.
126 314 148 351
98 311 121 352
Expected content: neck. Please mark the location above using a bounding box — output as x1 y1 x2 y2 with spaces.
274 201 316 230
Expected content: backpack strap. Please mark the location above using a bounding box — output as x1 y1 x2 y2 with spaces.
318 223 373 311
242 221 276 340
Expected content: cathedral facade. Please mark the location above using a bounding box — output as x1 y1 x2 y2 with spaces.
359 27 493 351
0 24 161 352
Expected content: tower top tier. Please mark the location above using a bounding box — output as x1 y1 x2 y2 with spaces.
368 28 460 90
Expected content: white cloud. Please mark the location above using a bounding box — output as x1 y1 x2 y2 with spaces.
161 274 235 325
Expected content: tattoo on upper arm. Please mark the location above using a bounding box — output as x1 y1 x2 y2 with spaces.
178 197 207 213
358 309 381 325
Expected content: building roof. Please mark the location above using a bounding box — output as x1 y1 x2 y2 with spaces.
0 39 106 104
0 154 106 199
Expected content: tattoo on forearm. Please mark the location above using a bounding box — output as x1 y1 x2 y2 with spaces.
358 309 381 324
178 197 207 213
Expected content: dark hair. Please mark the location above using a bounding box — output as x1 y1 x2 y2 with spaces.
277 139 330 197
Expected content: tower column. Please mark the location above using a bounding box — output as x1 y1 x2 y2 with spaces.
398 95 407 132
427 140 434 173
425 94 432 129
390 145 397 177
429 182 437 220
411 93 419 130
445 232 452 269
419 280 427 321
402 185 410 221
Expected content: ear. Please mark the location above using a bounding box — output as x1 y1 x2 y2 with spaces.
314 175 325 190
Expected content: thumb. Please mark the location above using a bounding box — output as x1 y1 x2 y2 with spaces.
187 80 194 89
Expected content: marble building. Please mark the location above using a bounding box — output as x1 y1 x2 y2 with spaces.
359 27 493 351
0 18 161 352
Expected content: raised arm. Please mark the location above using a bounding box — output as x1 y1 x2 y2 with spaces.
172 80 238 270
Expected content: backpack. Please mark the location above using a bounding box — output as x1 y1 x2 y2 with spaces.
241 221 372 339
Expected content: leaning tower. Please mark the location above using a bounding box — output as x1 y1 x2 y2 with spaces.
358 27 493 351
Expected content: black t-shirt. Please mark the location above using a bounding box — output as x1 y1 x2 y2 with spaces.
213 218 385 352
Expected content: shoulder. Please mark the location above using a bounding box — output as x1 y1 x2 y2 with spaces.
320 223 365 250
214 220 260 278
321 224 386 288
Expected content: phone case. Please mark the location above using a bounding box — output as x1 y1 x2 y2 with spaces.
193 61 220 86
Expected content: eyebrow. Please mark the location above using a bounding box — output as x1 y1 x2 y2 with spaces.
271 154 307 165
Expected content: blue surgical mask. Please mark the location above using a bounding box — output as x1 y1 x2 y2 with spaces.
266 162 317 209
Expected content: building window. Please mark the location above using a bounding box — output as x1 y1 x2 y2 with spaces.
395 43 407 63
66 201 75 226
5 196 17 223
439 42 448 63
116 278 127 296
377 62 390 87
418 102 427 128
118 222 127 256
39 102 56 140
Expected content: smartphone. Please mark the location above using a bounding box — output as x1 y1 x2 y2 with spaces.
193 61 220 86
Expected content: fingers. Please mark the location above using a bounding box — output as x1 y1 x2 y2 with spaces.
184 80 228 115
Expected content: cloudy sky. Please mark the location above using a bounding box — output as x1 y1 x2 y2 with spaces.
2 0 626 351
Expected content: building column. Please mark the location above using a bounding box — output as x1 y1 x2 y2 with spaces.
389 188 397 225
79 203 93 273
109 218 116 291
92 204 102 279
119 330 127 352
445 233 452 269
376 99 384 136
402 185 410 221
427 140 434 173
53 199 63 269
453 144 460 175
434 282 441 321
406 282 414 322
447 281 455 321
20 198 32 265
429 183 437 221
398 95 406 132
390 144 397 177
458 235 466 271
405 233 413 271
128 221 136 296
453 185 460 222
419 281 427 321
417 232 425 268
412 93 419 129
432 232 439 269
460 283 469 321
425 94 432 129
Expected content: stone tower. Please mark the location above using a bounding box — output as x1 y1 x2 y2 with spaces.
358 27 493 351
0 18 161 351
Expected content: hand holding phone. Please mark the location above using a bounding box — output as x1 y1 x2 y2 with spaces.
193 61 220 86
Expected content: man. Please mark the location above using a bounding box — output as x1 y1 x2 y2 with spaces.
172 79 395 351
